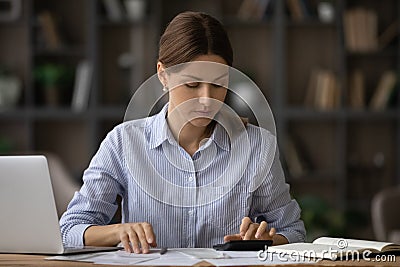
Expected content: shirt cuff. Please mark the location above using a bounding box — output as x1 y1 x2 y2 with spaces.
66 224 94 247
276 230 305 244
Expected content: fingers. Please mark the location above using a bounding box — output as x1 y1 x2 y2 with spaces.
239 217 252 238
128 230 141 253
269 227 276 237
120 234 132 253
142 223 157 247
224 234 242 242
239 218 276 240
133 224 149 253
243 223 258 240
119 222 156 254
255 221 268 239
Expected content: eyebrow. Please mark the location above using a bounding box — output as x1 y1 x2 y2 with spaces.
180 72 228 82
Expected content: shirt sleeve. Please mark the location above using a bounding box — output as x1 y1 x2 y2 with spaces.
248 132 306 243
59 126 126 246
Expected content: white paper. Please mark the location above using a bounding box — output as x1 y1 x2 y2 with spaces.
47 248 318 266
223 251 260 258
175 248 228 259
135 257 202 266
47 251 118 262
115 250 162 258
109 249 203 266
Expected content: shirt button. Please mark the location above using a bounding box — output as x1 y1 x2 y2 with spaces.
188 176 194 182
188 210 194 216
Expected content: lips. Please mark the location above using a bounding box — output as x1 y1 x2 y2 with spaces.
194 110 213 117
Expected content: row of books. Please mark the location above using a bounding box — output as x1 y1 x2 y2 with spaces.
348 70 398 111
36 10 92 110
343 8 378 52
343 8 399 52
286 0 334 22
237 0 335 22
35 3 101 111
303 68 398 111
304 69 340 111
283 133 312 179
102 0 146 22
237 0 272 21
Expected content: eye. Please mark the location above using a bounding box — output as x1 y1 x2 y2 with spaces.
212 83 222 88
185 82 200 88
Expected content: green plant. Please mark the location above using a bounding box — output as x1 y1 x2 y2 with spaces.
33 63 74 106
0 137 13 153
34 63 73 88
298 195 346 242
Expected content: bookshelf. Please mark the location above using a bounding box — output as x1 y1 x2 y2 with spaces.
279 0 400 240
0 0 160 177
0 0 399 240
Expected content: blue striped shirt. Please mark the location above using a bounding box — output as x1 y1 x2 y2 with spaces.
60 104 305 248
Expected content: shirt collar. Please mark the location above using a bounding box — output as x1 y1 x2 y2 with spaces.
208 122 230 151
146 104 231 151
147 104 175 149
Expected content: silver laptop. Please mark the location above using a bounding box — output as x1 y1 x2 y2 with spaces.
0 155 121 255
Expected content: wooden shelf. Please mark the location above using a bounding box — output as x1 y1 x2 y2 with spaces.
284 108 344 120
222 16 273 27
286 20 337 28
33 46 86 57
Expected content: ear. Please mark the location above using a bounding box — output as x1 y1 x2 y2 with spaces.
157 62 168 88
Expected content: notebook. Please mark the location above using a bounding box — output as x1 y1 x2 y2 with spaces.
0 155 121 255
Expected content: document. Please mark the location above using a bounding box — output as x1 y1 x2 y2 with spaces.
47 248 317 266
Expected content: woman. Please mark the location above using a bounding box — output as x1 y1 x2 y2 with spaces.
60 11 305 253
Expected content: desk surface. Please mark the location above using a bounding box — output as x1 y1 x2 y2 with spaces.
0 254 399 267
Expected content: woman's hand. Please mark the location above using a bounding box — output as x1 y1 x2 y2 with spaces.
117 222 157 253
84 222 157 254
224 217 275 242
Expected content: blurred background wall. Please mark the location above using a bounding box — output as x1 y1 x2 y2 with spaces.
0 0 399 242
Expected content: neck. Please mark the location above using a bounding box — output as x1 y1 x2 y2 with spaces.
167 106 214 155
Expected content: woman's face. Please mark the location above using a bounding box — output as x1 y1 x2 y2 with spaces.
159 54 229 127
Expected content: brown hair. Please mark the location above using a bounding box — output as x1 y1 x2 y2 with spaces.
158 11 233 67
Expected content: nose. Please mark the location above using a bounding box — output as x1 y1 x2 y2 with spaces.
198 83 212 106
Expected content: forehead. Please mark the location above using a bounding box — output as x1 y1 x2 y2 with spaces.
168 61 229 81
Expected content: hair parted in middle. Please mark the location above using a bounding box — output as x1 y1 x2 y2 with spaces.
158 11 233 68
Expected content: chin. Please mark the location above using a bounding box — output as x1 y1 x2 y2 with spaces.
189 117 213 127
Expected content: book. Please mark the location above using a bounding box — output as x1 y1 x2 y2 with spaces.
71 61 93 111
283 134 312 178
343 9 356 51
37 11 62 50
102 0 124 22
378 20 399 50
284 136 305 178
286 0 304 21
343 8 378 53
369 70 397 110
305 69 339 110
267 237 400 260
348 69 365 109
365 8 378 52
255 0 271 20
237 0 271 21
